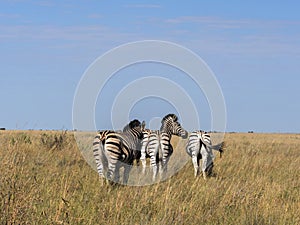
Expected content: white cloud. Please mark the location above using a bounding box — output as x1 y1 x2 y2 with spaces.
123 4 162 8
36 0 56 7
165 16 249 28
88 13 103 19
164 16 300 30
160 16 300 56
0 15 299 59
0 13 21 19
0 24 116 41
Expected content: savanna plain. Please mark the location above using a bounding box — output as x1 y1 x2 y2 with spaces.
0 130 299 224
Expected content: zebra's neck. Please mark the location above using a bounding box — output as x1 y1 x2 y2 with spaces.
121 128 142 148
160 122 172 137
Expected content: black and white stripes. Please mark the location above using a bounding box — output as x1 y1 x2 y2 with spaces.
140 114 188 181
185 130 223 179
93 130 114 178
93 119 143 184
93 115 224 184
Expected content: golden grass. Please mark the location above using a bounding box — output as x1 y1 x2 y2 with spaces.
0 131 299 224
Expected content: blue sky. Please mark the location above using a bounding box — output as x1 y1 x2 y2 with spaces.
1 0 300 132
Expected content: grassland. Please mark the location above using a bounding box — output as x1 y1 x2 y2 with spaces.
0 130 299 224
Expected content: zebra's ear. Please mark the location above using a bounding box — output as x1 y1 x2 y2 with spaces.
172 114 178 122
141 121 146 130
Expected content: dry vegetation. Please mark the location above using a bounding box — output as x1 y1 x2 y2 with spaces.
0 130 299 224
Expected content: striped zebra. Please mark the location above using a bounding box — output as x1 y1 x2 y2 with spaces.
140 128 159 174
185 130 223 179
93 119 144 184
140 114 188 181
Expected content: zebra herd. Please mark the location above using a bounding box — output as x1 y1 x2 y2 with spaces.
93 114 223 184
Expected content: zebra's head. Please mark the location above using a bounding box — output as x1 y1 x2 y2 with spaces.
123 119 140 131
160 114 188 139
128 119 141 129
123 119 144 139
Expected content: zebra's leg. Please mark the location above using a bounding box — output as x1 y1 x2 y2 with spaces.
201 156 207 180
151 155 158 182
141 155 146 174
106 156 118 183
100 144 110 180
140 142 147 174
93 138 104 178
201 145 213 180
192 147 201 177
205 147 214 177
114 161 121 183
99 150 110 186
149 145 159 182
123 163 132 184
205 162 214 177
133 145 141 167
96 156 104 177
192 153 199 177
160 156 171 179
135 158 140 167
160 145 173 180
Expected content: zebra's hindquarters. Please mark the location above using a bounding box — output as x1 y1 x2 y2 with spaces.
158 132 173 180
103 132 141 184
143 132 160 181
200 143 214 179
186 131 216 179
186 133 201 177
93 130 114 180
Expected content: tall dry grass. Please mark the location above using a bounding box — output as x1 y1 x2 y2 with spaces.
0 131 299 224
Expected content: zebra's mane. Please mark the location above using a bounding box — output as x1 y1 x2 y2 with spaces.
123 119 141 132
197 130 207 134
162 113 178 123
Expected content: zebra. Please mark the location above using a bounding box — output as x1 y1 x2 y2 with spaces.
140 128 159 174
140 114 188 181
185 130 223 179
93 119 144 184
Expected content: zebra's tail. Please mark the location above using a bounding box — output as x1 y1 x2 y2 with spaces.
200 139 224 158
211 142 224 158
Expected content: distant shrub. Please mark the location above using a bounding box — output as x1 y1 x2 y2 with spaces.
40 131 67 150
10 133 32 146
